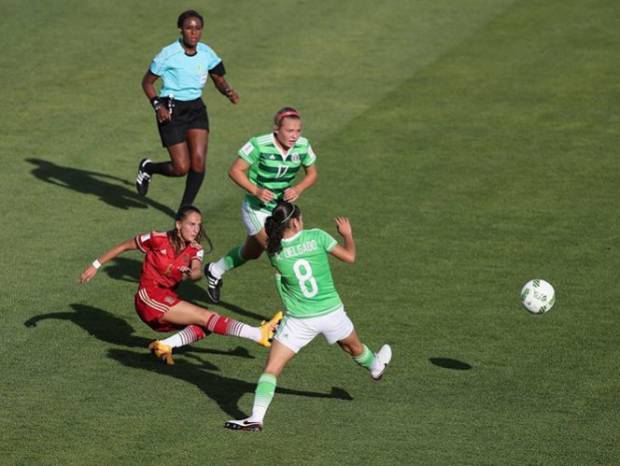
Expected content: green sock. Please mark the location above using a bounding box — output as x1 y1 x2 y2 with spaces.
250 373 277 423
212 246 247 277
224 246 247 270
353 344 376 369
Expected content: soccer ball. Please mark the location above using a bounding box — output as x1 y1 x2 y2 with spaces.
520 279 555 314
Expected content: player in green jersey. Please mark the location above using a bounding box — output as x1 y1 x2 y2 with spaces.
204 108 318 303
224 201 392 432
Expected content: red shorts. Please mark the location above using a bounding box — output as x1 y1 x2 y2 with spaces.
134 287 182 332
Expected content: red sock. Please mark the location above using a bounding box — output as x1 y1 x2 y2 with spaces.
206 313 258 341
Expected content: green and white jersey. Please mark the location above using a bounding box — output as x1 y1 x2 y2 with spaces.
270 228 342 318
238 133 316 211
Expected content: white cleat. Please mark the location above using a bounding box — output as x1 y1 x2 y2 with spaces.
370 344 392 380
224 418 263 432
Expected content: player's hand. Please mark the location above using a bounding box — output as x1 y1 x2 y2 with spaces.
226 88 240 104
79 266 97 284
156 107 171 124
178 266 192 280
283 187 299 202
255 188 274 203
335 217 352 237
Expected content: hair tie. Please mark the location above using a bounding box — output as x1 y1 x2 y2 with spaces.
281 208 295 224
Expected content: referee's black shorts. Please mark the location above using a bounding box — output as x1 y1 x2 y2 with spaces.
156 97 209 147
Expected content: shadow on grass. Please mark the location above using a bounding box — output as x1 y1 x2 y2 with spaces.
429 357 473 370
25 158 176 218
23 304 255 365
108 348 353 418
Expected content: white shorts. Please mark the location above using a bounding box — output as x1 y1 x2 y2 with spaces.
274 306 355 354
241 200 271 236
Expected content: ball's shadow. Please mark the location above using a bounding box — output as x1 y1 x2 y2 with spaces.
429 357 472 370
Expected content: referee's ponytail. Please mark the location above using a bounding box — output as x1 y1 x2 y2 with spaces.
265 201 301 255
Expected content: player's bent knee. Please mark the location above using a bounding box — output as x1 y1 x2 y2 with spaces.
171 165 190 176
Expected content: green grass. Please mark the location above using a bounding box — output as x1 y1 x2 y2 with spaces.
2 0 620 464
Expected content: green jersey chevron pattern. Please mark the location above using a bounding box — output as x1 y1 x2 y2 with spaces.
238 133 316 211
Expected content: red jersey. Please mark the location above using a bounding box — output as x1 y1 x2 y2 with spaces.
135 231 204 290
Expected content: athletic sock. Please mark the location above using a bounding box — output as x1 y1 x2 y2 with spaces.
206 314 260 342
249 373 277 423
160 325 207 348
353 344 376 370
179 169 205 208
146 161 175 176
210 246 247 278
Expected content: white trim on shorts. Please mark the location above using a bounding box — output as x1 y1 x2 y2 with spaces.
274 306 354 353
241 199 271 236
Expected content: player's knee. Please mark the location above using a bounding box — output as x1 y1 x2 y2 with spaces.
190 155 206 172
171 162 189 176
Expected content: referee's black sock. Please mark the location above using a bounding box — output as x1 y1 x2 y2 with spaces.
146 161 175 176
179 169 205 208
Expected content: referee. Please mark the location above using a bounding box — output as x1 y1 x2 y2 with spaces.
137 9 239 212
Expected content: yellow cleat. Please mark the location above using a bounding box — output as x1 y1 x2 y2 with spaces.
257 311 283 348
148 340 174 365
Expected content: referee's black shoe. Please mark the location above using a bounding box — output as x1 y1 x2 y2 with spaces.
205 262 223 304
135 158 152 197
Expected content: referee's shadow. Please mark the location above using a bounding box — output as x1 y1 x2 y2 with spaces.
26 158 176 218
108 348 353 419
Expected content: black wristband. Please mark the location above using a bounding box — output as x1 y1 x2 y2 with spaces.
150 96 161 111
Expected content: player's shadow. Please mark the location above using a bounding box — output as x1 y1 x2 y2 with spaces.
23 303 255 366
103 256 268 322
429 357 473 370
108 348 353 418
26 158 176 217
103 257 142 284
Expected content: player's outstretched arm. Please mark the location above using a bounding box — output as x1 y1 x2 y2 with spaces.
79 238 138 284
329 217 356 264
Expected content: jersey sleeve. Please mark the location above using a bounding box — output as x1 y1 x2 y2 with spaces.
238 138 260 165
191 247 205 263
135 231 155 253
317 229 338 252
200 44 223 71
302 144 317 166
149 47 168 77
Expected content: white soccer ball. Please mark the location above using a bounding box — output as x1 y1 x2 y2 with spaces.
521 279 555 314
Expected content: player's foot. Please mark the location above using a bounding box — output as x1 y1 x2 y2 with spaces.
148 340 174 365
257 311 283 348
370 344 392 380
224 418 263 432
135 158 152 197
204 262 222 304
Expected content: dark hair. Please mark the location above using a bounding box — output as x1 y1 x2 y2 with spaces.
168 205 212 254
177 10 204 28
265 201 301 255
274 107 301 127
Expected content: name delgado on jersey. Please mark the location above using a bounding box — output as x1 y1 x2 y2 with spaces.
278 240 318 259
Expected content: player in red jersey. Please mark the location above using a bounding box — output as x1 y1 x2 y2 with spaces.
79 205 282 364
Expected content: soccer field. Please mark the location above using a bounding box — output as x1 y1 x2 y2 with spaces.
2 0 619 464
